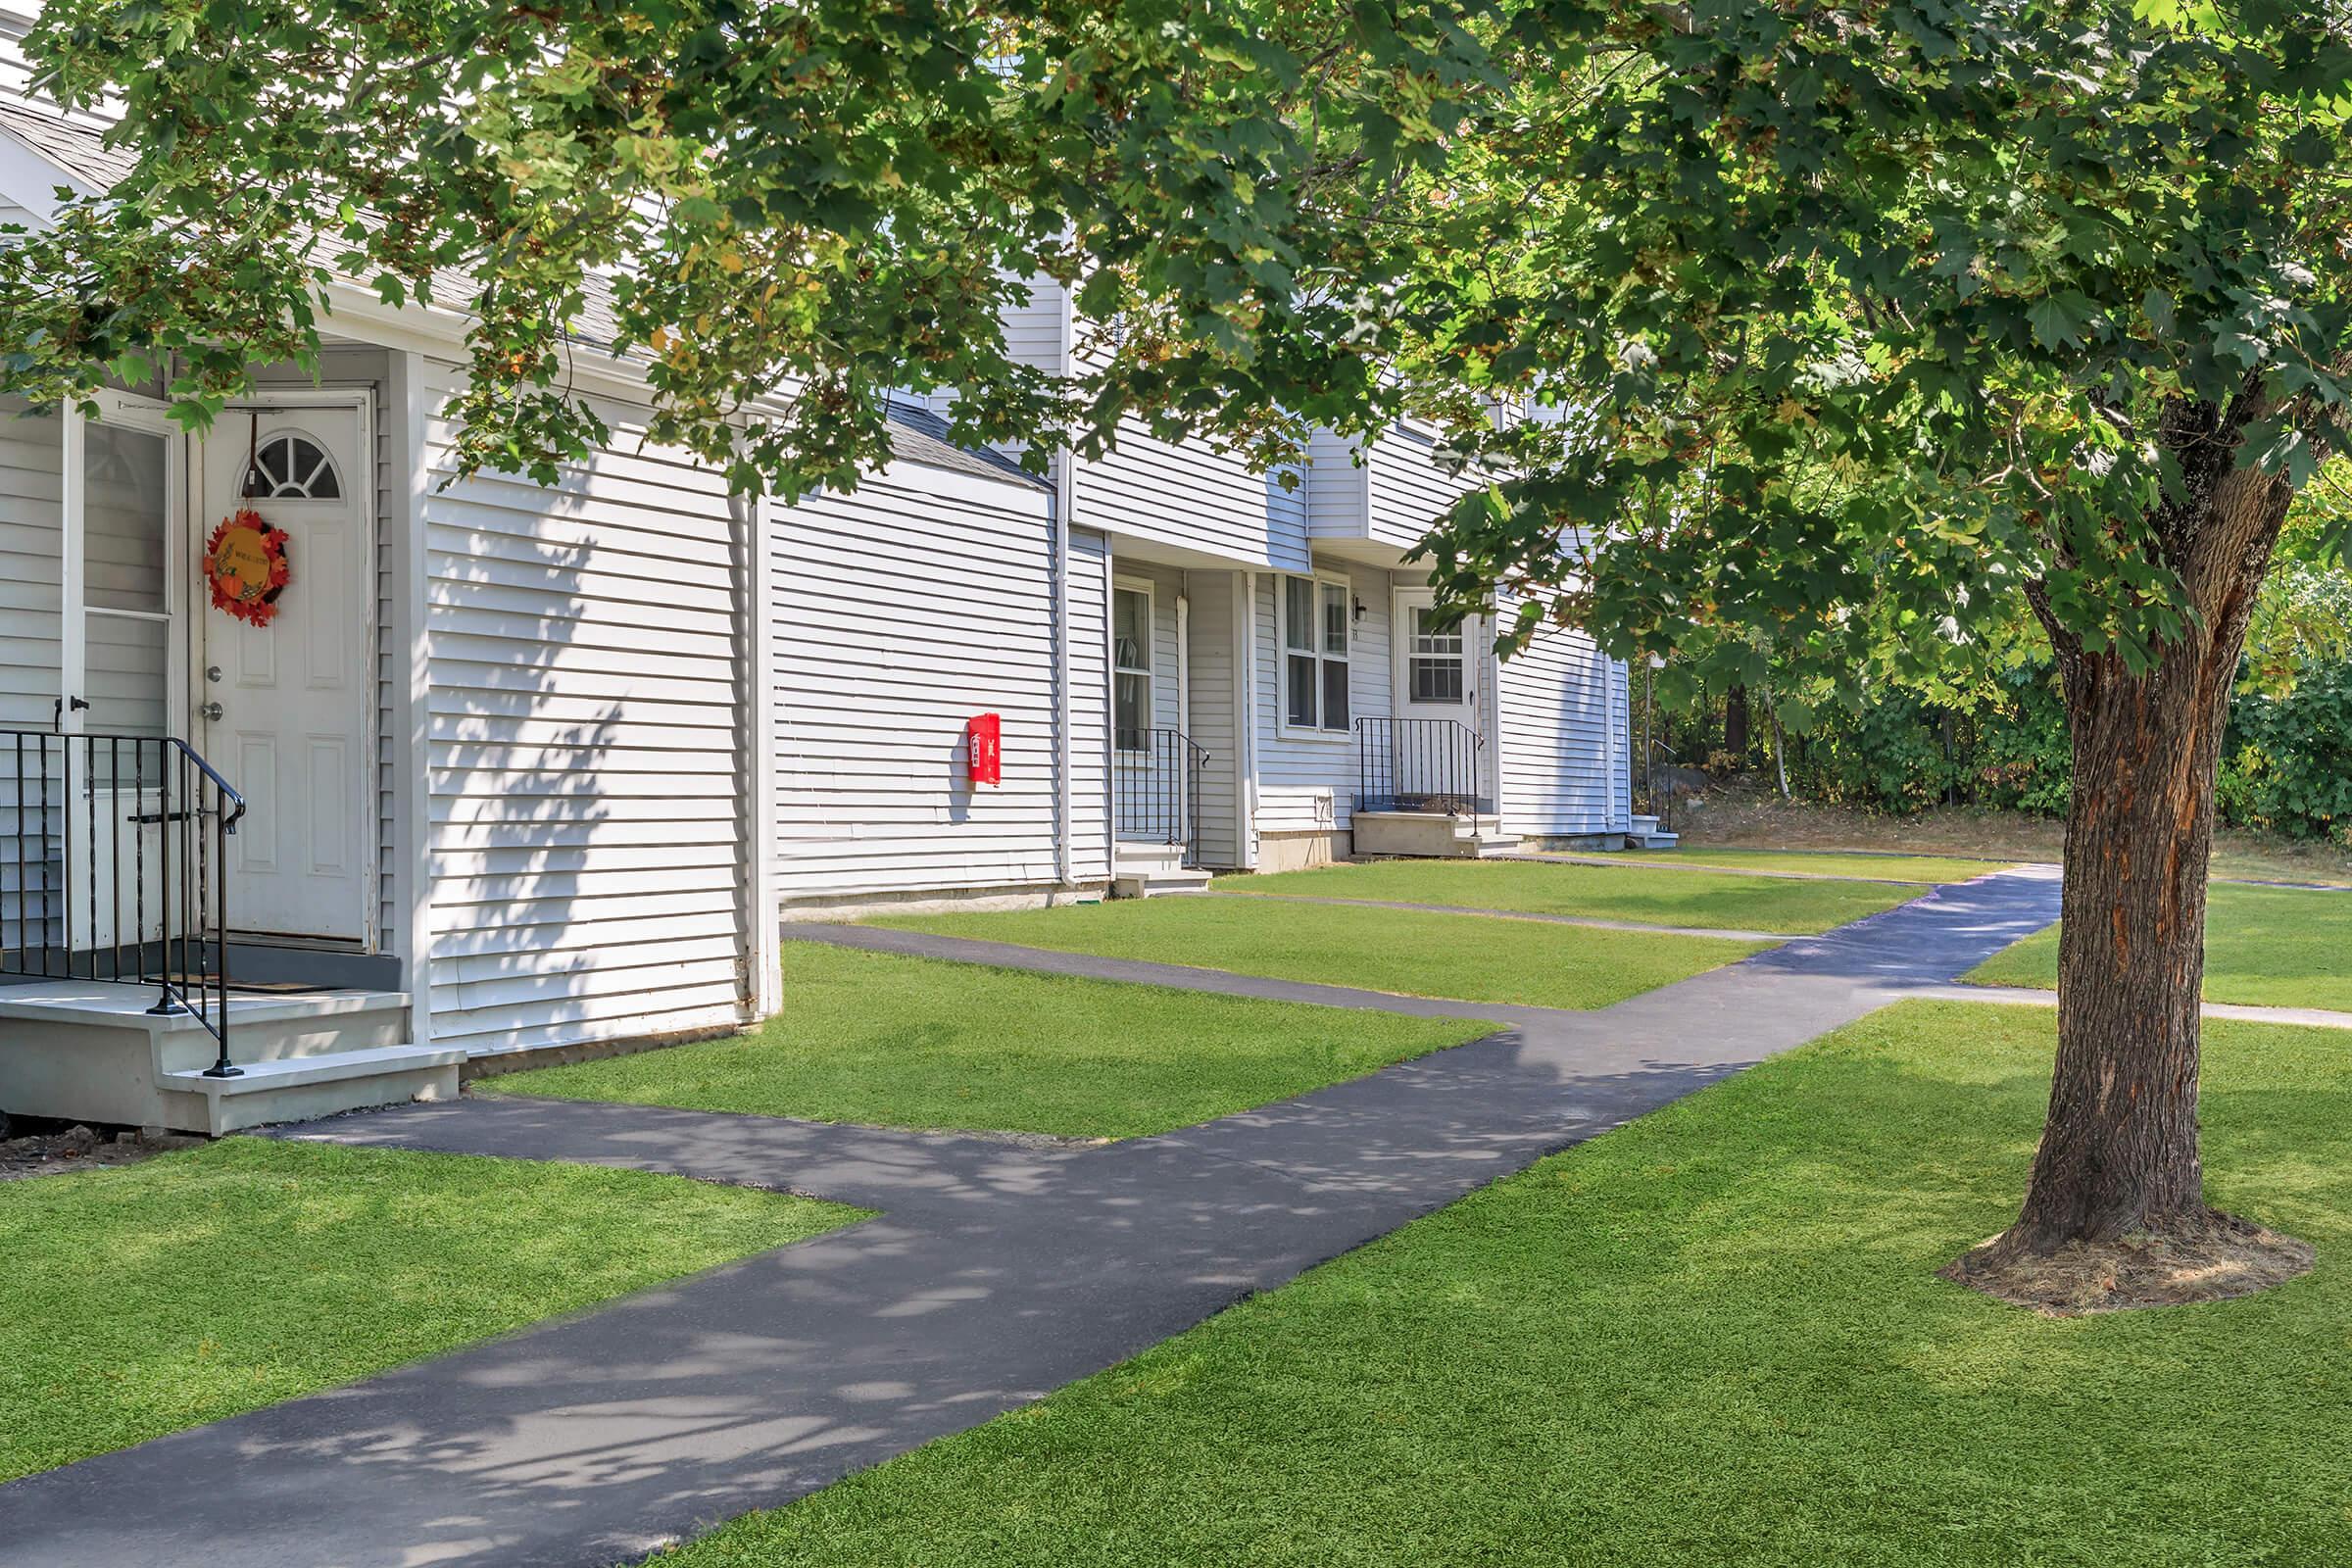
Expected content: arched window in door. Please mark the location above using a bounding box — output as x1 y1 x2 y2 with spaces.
241 431 343 500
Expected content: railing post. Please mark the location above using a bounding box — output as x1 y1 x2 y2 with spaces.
202 754 240 1077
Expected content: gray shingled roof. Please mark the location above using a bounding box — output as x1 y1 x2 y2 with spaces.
0 94 1045 490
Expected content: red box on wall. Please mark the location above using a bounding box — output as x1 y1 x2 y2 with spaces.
966 712 1003 786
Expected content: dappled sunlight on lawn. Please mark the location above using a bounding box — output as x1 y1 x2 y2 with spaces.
657 1000 2352 1568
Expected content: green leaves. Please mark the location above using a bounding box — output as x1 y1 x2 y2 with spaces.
0 0 1489 496
2026 292 2098 352
1 0 2343 710
1386 0 2351 705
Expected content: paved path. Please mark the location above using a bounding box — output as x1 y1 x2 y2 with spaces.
1913 981 2352 1033
1199 888 1788 943
0 868 2062 1568
1504 849 1983 885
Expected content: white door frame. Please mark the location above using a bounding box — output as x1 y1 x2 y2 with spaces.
1391 586 1495 806
196 390 378 951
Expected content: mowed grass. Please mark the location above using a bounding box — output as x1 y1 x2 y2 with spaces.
877 896 1765 1009
0 1139 858 1483
1616 847 2019 884
494 943 1498 1139
1967 881 2352 1012
1212 857 1916 935
655 1002 2352 1568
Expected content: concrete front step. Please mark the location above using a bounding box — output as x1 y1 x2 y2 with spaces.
1353 810 1522 860
0 980 438 1135
1112 840 1214 899
160 1045 462 1136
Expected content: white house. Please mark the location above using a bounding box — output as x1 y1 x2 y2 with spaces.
860 278 1635 891
0 59 1631 1138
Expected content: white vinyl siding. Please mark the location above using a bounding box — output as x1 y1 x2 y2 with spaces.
0 393 61 952
768 462 1079 901
1366 423 1482 552
1011 275 1309 573
1066 527 1112 882
1074 429 1309 573
1181 569 1244 867
1305 420 1484 555
1494 587 1632 840
0 393 61 729
1002 275 1069 375
416 359 755 1056
1303 428 1369 545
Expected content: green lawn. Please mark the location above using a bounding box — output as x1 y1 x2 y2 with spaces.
493 943 1498 1139
1619 847 2020 884
1967 882 2352 1012
0 1139 858 1483
655 1001 2351 1568
877 896 1765 1009
1211 857 1916 935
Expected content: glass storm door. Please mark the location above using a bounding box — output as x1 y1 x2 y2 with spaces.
61 390 185 743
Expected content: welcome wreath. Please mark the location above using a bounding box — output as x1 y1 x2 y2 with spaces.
205 508 292 626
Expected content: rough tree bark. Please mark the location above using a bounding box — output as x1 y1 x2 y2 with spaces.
1947 390 2317 1309
1724 684 1750 761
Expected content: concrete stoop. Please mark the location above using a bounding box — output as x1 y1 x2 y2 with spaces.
1111 840 1215 898
1351 810 1522 860
0 982 454 1136
1627 813 1681 850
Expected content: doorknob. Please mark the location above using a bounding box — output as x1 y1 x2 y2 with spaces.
205 665 222 683
199 701 224 722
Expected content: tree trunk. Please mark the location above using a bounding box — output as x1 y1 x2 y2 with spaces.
1762 686 1790 800
1962 393 2304 1296
2007 630 2232 1247
1724 684 1749 761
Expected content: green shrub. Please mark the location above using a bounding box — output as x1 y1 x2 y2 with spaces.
1666 655 2352 841
2220 661 2352 843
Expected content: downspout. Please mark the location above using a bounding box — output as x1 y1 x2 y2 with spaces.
1237 571 1260 869
1052 276 1077 890
1053 446 1074 890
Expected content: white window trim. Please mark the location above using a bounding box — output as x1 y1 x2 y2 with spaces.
1111 576 1154 755
1275 568 1354 744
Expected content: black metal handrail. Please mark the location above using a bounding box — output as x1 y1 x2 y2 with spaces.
1634 737 1680 837
2 729 247 1076
1113 726 1209 866
1354 716 1492 816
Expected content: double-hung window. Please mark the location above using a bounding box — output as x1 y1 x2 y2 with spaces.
1112 585 1152 752
1282 574 1351 735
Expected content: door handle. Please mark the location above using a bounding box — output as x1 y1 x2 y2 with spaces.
199 702 224 722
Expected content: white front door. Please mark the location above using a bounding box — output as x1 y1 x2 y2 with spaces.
1393 589 1486 724
195 400 372 944
1391 589 1491 808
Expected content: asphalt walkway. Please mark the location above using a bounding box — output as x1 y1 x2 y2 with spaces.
0 867 2063 1568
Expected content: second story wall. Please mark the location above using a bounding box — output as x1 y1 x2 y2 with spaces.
1308 420 1488 559
1004 275 1310 572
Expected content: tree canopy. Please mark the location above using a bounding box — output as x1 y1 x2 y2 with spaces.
7 0 2346 698
0 0 1485 488
1401 0 2352 706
